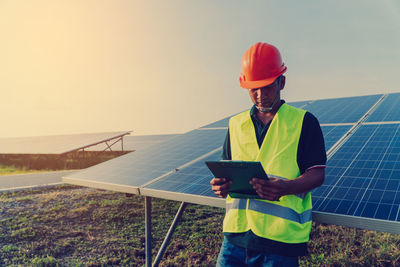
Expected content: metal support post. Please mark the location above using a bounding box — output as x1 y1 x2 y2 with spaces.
152 202 188 267
145 196 152 267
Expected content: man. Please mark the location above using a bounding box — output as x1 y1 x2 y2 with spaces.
210 42 326 267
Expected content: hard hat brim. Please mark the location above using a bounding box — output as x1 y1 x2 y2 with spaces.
240 67 287 89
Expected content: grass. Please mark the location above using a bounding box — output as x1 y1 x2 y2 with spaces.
1 185 399 266
0 165 50 176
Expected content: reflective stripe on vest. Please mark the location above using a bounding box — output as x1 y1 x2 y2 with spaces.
224 103 312 243
226 199 312 224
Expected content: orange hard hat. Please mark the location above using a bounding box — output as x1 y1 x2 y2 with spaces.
239 42 287 89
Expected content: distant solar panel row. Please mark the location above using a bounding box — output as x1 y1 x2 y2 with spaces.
88 134 178 152
0 131 131 154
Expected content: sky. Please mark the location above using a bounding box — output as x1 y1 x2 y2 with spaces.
0 0 399 138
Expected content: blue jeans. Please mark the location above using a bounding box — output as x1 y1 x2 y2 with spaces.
216 237 299 267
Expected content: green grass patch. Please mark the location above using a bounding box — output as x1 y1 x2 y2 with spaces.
0 186 399 266
0 164 51 175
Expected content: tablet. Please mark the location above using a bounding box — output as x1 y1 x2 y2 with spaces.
205 160 269 199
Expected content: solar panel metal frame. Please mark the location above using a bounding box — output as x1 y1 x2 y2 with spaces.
312 211 399 234
61 131 132 154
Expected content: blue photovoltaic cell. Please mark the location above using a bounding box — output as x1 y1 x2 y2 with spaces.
313 124 400 222
145 150 221 197
366 93 400 122
304 94 382 124
66 129 227 187
321 125 352 151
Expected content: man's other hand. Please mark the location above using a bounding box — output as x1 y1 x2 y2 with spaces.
250 168 325 201
250 177 287 201
210 178 232 198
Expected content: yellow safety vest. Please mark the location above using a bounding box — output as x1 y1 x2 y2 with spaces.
223 103 312 243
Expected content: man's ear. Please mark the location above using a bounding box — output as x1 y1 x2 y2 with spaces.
280 76 286 90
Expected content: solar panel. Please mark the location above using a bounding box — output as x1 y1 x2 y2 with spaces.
63 129 226 191
313 124 400 224
304 94 382 124
366 93 400 122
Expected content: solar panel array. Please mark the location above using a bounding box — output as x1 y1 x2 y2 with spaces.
64 92 400 233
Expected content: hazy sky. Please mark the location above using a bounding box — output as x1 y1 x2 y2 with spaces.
1 1 399 138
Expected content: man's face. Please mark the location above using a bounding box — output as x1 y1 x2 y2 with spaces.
248 78 281 110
